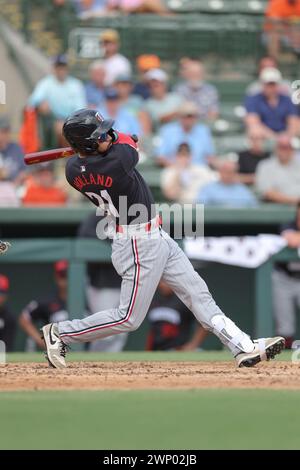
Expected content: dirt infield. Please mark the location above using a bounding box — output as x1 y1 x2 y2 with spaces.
0 361 299 391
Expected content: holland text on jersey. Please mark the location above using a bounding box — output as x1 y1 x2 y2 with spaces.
73 173 113 191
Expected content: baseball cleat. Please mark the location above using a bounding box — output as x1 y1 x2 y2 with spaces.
235 336 285 368
41 323 68 368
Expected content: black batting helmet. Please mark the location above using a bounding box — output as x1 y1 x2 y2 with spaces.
63 109 115 154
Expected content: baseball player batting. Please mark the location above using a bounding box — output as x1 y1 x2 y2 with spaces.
41 109 285 368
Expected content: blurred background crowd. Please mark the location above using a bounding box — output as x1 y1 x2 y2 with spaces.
2 0 300 352
2 1 300 209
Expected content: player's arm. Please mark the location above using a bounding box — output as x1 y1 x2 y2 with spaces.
19 302 46 349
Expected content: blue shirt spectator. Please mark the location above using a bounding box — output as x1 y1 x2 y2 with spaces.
0 143 25 181
245 93 298 133
244 67 299 137
85 60 106 109
155 102 214 167
29 56 87 120
99 88 141 136
198 161 257 207
72 0 108 18
86 82 105 109
0 116 25 181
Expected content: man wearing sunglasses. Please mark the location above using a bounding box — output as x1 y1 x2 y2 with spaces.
41 108 285 369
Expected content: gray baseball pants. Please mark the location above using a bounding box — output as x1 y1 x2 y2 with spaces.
58 226 254 356
272 268 300 337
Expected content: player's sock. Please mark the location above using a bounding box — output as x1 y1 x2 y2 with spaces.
211 314 255 356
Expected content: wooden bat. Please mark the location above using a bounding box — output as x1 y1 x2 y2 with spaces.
24 147 75 166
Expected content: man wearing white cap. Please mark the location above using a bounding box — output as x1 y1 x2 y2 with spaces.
143 68 183 132
244 67 299 138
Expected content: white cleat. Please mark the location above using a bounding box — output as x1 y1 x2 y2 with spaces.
41 323 68 369
236 336 285 368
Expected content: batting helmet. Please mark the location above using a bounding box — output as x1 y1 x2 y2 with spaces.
63 109 115 154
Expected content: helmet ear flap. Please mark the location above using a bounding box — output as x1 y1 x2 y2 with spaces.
85 138 99 152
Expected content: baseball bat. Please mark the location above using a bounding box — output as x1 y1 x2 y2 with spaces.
24 147 75 166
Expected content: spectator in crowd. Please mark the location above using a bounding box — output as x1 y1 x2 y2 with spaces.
255 133 300 204
108 0 168 14
246 57 292 96
144 68 182 132
114 74 151 135
161 143 217 204
72 0 109 18
175 60 219 121
78 213 127 352
237 130 271 185
100 29 132 86
19 261 69 350
85 60 106 109
0 165 19 207
0 115 26 183
0 274 16 352
146 280 208 351
133 54 161 100
99 87 141 136
244 67 299 138
155 102 215 167
272 202 300 349
29 54 87 146
198 160 257 207
22 163 68 206
265 0 300 59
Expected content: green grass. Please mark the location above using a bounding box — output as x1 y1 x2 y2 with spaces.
1 351 297 450
0 389 300 450
6 350 292 363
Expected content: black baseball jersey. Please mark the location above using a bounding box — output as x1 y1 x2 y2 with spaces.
23 296 68 325
65 132 155 225
147 291 194 351
0 305 16 352
277 221 300 279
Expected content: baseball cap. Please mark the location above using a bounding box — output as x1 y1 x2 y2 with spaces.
115 73 133 83
0 274 9 294
137 55 161 72
260 67 282 84
145 68 168 83
0 115 10 130
100 29 120 43
179 102 199 117
53 54 68 66
54 260 68 276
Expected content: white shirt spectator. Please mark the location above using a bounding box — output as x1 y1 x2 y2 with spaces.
103 55 132 86
0 182 19 207
161 164 217 204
